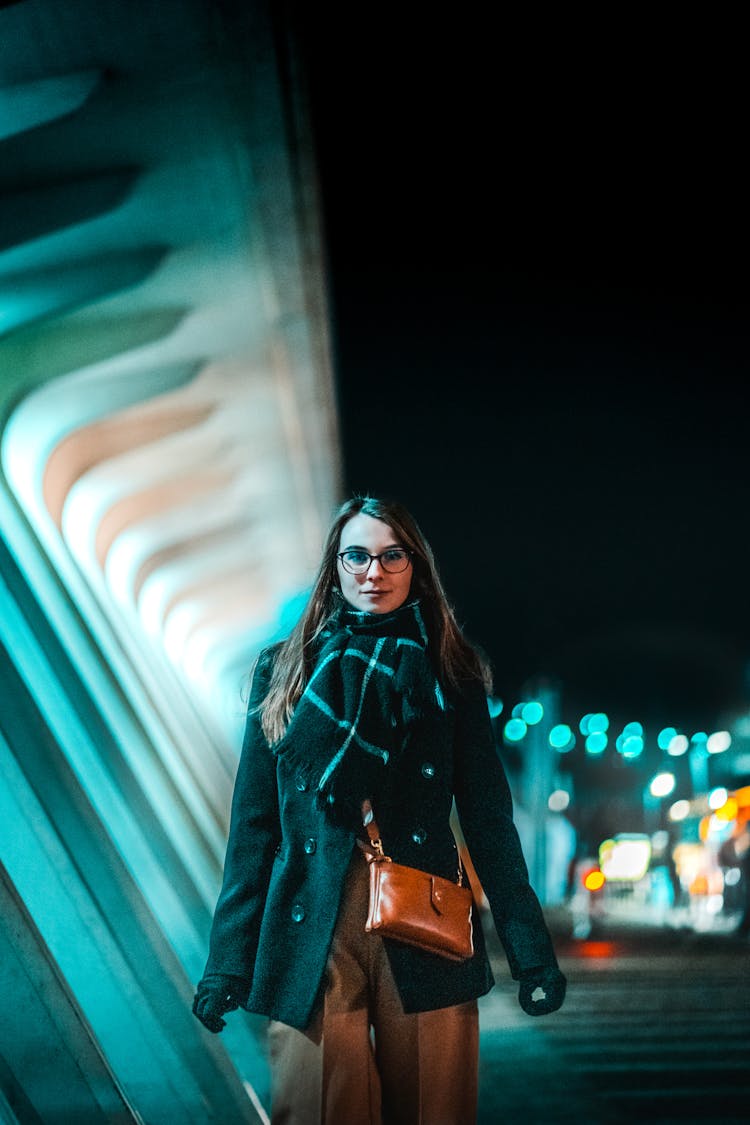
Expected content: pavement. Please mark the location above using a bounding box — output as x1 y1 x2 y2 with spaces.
475 903 750 1125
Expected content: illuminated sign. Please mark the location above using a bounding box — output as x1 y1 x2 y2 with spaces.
599 833 652 882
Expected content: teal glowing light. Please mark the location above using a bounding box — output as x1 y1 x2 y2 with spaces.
580 712 608 735
487 697 504 719
520 701 544 725
622 721 643 737
504 718 528 742
549 723 574 751
616 722 645 758
658 727 678 750
617 734 644 759
585 731 608 755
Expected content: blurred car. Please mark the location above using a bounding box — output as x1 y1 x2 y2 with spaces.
573 787 750 936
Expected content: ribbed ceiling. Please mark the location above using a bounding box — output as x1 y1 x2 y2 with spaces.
0 0 341 745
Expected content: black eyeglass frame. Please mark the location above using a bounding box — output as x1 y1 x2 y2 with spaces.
336 548 414 575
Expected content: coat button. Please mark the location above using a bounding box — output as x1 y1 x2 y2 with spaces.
412 828 427 845
303 837 317 855
421 762 436 779
291 903 305 923
295 775 308 792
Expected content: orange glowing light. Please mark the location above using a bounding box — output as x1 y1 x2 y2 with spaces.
715 798 738 821
583 869 606 892
734 786 750 808
578 941 618 958
689 870 723 896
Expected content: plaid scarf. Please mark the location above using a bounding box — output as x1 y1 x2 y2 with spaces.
272 598 446 827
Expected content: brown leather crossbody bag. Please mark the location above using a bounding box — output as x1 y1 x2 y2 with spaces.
362 812 474 962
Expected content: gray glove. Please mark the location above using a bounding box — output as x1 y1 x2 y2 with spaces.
518 966 566 1016
192 974 250 1033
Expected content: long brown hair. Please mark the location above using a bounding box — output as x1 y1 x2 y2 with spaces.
257 495 492 743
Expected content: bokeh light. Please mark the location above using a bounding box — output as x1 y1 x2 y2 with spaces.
549 723 574 751
707 730 731 754
669 799 691 821
585 731 608 755
548 789 570 812
649 772 676 798
667 733 689 756
583 869 606 892
521 700 544 725
657 726 678 750
504 717 527 742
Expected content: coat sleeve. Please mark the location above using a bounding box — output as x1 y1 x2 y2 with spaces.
202 650 280 984
452 678 560 979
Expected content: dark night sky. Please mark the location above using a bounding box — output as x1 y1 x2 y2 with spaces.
291 12 749 737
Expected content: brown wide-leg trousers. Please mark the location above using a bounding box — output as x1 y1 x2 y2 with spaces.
269 849 479 1125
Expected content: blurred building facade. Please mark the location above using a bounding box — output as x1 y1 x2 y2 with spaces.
0 3 338 1120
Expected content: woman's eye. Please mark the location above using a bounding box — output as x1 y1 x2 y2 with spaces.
345 551 369 566
383 550 406 563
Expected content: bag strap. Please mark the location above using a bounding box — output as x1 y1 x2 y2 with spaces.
362 808 387 858
361 802 465 887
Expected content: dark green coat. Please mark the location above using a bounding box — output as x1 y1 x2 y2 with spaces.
202 651 560 1031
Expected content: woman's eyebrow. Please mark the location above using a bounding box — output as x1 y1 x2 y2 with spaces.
340 542 401 551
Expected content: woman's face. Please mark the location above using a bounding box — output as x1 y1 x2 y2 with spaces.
336 513 413 614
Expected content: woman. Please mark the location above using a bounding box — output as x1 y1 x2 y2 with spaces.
193 495 566 1123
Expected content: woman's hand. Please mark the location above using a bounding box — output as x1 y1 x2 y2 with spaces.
192 974 250 1033
518 966 567 1016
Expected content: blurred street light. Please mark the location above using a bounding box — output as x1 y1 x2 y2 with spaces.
650 772 677 799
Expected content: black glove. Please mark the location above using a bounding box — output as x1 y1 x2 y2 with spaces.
192 974 250 1033
518 966 567 1016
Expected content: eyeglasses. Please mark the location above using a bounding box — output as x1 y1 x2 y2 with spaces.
337 548 413 575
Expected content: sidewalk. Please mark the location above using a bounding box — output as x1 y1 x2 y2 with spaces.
539 898 749 952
